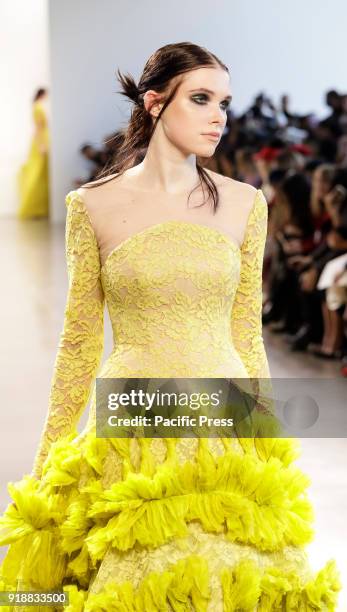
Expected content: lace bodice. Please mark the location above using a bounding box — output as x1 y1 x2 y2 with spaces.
32 187 271 477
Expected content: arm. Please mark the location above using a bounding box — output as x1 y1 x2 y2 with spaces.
230 189 277 436
230 188 270 380
32 191 104 478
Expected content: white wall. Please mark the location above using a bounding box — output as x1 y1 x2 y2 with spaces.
0 0 49 216
48 0 347 221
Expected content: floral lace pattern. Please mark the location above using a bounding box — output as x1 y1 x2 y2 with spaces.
32 193 105 477
230 189 270 379
0 185 341 609
33 188 272 475
88 522 311 606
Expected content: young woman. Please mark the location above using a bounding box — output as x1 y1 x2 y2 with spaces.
0 42 341 610
17 88 50 219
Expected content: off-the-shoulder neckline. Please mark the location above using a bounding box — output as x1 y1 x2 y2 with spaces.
66 188 263 272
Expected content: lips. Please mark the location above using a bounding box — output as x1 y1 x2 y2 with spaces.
203 132 221 139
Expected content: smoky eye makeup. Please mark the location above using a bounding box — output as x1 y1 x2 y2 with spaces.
190 93 231 110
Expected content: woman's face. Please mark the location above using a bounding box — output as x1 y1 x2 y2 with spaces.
144 66 232 157
312 168 332 199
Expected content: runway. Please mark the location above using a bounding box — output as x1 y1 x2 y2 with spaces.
0 216 346 608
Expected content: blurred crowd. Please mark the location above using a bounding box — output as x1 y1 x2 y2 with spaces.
74 88 347 376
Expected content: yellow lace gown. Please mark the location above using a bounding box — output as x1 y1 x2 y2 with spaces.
17 101 49 219
0 188 341 610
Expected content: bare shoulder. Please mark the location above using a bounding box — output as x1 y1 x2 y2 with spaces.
203 168 229 189
204 169 258 212
221 175 257 209
76 173 121 213
77 173 120 194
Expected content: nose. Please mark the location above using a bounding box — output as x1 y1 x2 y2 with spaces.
210 105 226 127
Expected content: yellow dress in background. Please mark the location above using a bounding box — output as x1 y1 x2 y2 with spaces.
17 100 49 219
0 188 342 610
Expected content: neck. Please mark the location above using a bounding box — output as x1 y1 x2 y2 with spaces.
127 126 200 194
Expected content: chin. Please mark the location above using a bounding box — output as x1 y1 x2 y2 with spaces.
179 143 217 158
201 148 217 158
194 145 217 158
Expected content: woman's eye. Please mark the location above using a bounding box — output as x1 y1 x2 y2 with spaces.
191 95 207 105
191 95 229 111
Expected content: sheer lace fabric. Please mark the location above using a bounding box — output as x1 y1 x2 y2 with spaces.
32 187 270 474
0 184 341 610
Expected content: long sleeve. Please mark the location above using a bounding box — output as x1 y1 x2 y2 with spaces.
230 189 277 436
32 191 105 478
230 188 270 380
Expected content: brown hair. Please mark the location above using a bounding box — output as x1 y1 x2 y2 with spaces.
84 42 229 213
33 88 47 102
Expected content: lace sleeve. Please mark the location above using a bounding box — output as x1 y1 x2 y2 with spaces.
230 189 271 380
32 191 105 478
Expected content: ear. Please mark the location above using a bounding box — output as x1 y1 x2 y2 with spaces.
143 90 164 118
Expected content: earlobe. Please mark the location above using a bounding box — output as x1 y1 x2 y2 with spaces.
144 90 163 117
152 105 163 119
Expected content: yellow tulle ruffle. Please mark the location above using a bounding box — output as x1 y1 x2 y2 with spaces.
0 430 342 610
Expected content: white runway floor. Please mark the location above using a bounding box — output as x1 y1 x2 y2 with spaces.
0 216 346 609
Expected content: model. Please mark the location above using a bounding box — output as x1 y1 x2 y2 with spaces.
17 88 50 219
0 42 341 611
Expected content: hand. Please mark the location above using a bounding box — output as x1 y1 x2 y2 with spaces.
299 267 318 291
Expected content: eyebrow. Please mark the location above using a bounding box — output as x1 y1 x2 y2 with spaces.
188 88 232 101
